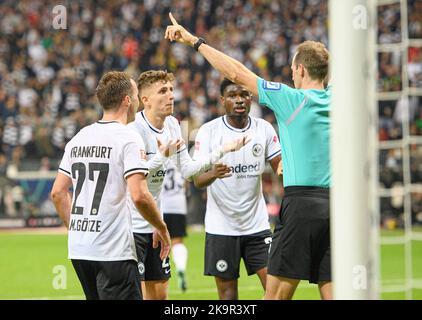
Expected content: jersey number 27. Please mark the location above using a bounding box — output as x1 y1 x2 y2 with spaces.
71 162 109 216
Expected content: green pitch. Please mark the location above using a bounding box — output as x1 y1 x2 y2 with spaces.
0 229 421 300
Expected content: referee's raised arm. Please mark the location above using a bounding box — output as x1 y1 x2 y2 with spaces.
164 12 260 96
166 13 332 300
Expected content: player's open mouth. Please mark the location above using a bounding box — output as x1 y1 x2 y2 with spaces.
234 107 246 112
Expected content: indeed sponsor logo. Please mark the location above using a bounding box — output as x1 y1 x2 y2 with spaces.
229 162 261 173
152 170 167 178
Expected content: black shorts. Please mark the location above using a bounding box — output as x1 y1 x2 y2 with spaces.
71 259 142 300
267 186 331 284
163 213 187 238
204 230 272 280
133 233 171 281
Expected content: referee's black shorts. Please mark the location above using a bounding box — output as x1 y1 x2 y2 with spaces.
268 186 331 284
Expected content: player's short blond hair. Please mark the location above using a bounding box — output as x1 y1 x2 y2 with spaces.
137 70 175 95
294 41 329 82
96 71 133 110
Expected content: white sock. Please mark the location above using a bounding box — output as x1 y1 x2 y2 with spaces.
172 243 188 273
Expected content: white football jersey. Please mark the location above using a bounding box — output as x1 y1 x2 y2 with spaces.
126 112 180 233
127 111 226 233
193 115 281 236
58 120 148 261
160 163 187 215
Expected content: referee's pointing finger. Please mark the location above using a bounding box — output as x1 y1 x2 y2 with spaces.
169 12 178 26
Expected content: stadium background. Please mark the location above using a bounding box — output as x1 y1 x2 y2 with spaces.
0 0 421 299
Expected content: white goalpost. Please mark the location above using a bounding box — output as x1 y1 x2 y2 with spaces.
329 0 379 299
331 0 422 300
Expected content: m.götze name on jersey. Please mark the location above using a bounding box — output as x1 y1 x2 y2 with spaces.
69 218 101 233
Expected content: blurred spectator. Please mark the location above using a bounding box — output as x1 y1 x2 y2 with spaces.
378 51 402 92
411 193 422 225
378 3 401 44
412 97 422 135
408 0 422 39
394 96 417 126
39 156 51 172
410 144 422 184
380 190 404 229
0 153 8 217
379 101 402 141
379 148 403 188
408 47 422 88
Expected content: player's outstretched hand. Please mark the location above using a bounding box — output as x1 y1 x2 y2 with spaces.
157 138 185 157
222 136 251 153
164 12 198 46
153 226 171 261
211 163 232 179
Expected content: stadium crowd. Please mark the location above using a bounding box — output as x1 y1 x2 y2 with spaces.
0 0 328 164
0 0 421 226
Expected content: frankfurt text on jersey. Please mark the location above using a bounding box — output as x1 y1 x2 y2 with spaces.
70 146 112 159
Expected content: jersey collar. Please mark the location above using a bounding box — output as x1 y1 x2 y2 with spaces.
96 120 119 124
141 111 164 134
222 115 251 133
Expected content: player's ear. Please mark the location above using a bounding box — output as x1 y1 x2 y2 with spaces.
122 95 131 107
140 95 149 106
300 64 305 78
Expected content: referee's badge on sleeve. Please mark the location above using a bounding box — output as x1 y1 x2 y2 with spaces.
262 80 281 91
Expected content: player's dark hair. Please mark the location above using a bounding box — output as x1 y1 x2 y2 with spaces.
96 71 133 111
220 78 236 96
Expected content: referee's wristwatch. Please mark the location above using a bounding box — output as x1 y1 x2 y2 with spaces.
193 37 206 51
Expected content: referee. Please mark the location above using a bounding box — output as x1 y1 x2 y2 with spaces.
165 13 332 300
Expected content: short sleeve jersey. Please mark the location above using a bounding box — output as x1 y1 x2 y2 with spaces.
126 111 184 233
257 78 331 187
58 120 148 261
193 115 280 236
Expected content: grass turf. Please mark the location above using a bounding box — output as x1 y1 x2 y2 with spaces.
0 229 421 300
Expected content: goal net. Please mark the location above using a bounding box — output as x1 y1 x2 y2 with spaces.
331 0 422 299
375 0 422 300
